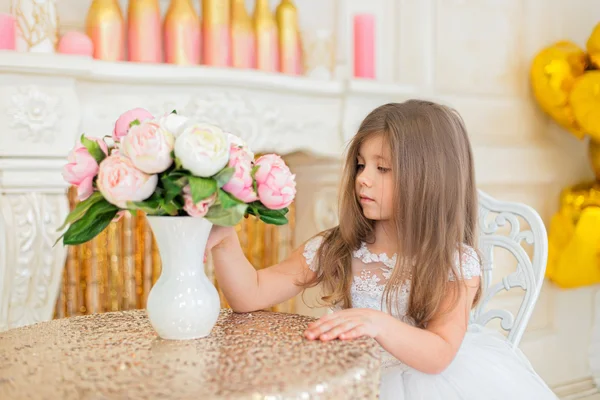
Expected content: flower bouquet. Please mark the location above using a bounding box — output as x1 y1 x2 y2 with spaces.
58 107 296 340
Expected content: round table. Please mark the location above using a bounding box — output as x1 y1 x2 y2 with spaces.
0 309 381 399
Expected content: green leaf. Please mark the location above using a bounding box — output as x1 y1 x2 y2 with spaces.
161 174 185 203
159 198 180 216
62 200 119 245
253 202 289 217
174 157 184 170
168 170 190 178
128 196 161 214
205 203 247 227
213 167 235 188
56 191 104 231
244 202 290 226
250 165 260 194
251 164 260 179
218 189 243 209
259 214 289 226
262 208 289 218
188 176 217 203
171 109 177 115
80 135 107 164
129 119 141 127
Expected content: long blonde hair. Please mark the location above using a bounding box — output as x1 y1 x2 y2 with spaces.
304 100 479 328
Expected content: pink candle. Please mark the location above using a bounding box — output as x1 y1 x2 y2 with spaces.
0 13 16 50
353 13 375 79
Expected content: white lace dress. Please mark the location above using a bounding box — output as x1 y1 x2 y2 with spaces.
302 236 557 400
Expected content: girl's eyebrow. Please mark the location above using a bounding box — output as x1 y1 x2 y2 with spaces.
357 153 386 160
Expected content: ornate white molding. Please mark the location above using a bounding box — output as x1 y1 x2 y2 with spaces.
8 85 61 144
0 192 68 331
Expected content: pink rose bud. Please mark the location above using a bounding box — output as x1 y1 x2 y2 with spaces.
254 154 296 210
113 108 154 142
182 185 216 217
62 136 108 201
222 142 258 203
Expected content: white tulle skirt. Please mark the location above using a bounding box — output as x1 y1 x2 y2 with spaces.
379 324 557 400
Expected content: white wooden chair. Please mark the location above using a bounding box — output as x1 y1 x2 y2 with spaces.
472 190 548 348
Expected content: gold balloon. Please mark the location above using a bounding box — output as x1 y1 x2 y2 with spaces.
587 22 600 68
570 71 600 142
546 181 600 288
530 41 587 139
590 139 600 181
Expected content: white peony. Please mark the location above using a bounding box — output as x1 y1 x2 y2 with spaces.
174 123 230 177
158 113 190 138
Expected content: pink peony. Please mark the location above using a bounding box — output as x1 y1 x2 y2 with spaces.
96 154 158 208
62 136 108 201
227 133 254 159
182 185 216 217
120 120 174 174
222 141 258 203
113 108 154 141
254 154 296 210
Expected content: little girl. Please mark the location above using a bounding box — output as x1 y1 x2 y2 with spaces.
207 100 557 399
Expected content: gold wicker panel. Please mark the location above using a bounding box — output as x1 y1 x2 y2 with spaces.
53 188 296 318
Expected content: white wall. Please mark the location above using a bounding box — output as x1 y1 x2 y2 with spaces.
3 0 600 395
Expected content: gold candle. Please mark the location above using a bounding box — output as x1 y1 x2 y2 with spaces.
202 0 231 66
128 0 162 63
231 0 255 69
164 0 200 65
85 0 124 61
275 0 301 75
253 0 278 72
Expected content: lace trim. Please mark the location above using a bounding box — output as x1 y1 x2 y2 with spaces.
352 242 397 269
303 236 324 272
449 246 482 281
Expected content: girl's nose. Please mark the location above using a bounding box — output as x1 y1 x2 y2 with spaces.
357 173 372 188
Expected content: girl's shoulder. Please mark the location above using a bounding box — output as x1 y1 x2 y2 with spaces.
451 245 482 281
302 235 325 272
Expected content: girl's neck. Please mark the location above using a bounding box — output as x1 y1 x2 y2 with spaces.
369 220 398 255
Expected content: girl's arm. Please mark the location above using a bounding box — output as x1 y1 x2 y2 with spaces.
305 276 480 375
374 277 479 373
208 226 316 313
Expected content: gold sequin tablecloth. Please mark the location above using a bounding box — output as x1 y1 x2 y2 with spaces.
0 309 381 399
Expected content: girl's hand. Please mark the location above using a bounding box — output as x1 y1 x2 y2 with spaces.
304 308 385 341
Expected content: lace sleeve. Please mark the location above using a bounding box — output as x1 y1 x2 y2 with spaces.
302 236 324 272
449 245 482 281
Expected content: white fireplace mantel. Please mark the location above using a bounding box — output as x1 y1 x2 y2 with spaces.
0 51 359 332
0 50 583 332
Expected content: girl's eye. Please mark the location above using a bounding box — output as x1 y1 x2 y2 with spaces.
357 164 365 171
378 167 391 173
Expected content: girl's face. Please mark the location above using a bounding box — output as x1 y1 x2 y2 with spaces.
355 134 394 222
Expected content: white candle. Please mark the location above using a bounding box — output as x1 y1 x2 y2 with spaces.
11 0 58 53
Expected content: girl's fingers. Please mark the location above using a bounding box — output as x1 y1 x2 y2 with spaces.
319 321 359 341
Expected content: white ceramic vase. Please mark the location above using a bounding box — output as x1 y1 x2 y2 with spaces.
146 216 221 340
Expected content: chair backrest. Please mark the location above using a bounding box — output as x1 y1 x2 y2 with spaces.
472 190 548 348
